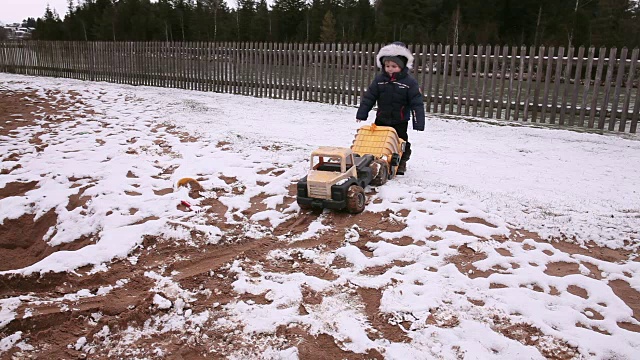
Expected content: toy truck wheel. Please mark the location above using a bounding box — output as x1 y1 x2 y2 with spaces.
346 185 366 214
297 201 312 210
371 159 388 186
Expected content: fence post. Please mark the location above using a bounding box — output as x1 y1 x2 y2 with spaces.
609 47 628 131
598 47 617 129
568 46 585 126
619 48 639 132
578 46 595 127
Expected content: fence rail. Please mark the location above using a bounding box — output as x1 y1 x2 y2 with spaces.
1 41 639 133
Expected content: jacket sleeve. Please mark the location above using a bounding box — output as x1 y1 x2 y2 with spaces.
408 79 425 131
356 78 379 120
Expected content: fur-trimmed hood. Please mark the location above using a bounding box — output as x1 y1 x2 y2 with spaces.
376 42 414 70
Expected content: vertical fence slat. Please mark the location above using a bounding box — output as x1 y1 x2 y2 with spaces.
426 44 435 112
331 43 337 104
293 42 298 100
432 44 443 113
419 44 428 102
262 42 273 97
242 42 248 95
113 41 118 84
578 47 595 127
358 43 366 106
253 42 259 96
496 45 508 119
289 42 295 99
505 46 517 120
337 43 344 105
128 42 133 85
117 41 122 83
277 42 282 98
472 45 483 117
609 47 628 131
258 42 264 97
143 42 148 86
165 42 171 88
464 45 475 116
311 42 318 102
456 44 467 115
349 43 356 105
199 41 204 92
487 45 500 118
212 41 217 92
479 44 492 116
208 42 214 92
448 44 458 114
284 43 296 100
558 47 575 125
333 43 344 105
0 42 5 73
479 44 491 116
619 48 639 132
282 42 288 99
588 48 606 128
631 74 640 133
219 41 224 92
513 46 527 121
318 44 332 104
548 47 564 124
531 45 545 122
540 46 555 123
568 46 585 126
141 42 147 86
370 43 380 105
300 42 305 100
522 45 536 122
598 47 617 129
440 44 450 113
234 41 240 93
72 41 78 80
318 42 324 102
298 42 304 101
321 42 326 102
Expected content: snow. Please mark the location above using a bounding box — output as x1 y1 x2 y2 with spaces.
1 73 639 358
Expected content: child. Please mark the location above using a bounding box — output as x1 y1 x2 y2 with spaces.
356 41 425 175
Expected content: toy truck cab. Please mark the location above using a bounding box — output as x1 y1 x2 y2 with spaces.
296 146 374 213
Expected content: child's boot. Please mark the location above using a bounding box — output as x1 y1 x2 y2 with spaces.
397 143 411 175
397 159 407 175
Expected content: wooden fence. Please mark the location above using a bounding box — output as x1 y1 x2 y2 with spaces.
1 41 639 133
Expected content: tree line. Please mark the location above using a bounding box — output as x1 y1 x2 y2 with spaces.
29 0 640 48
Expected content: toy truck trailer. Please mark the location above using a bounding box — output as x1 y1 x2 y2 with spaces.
350 124 406 183
296 124 405 214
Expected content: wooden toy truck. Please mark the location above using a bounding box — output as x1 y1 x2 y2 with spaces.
296 124 406 213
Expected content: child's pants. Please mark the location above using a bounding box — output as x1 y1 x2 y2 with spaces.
375 119 412 162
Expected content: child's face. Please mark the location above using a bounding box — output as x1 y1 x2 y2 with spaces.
384 61 401 76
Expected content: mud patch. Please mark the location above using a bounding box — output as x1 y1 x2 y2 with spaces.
0 210 97 271
0 181 39 199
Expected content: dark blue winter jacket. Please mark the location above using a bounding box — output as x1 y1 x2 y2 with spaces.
356 67 425 131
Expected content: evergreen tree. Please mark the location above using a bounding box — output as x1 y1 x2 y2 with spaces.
237 0 256 41
23 0 640 47
272 0 305 41
34 5 64 40
253 0 272 41
320 10 336 43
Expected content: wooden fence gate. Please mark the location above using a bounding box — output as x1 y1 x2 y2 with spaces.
1 41 639 133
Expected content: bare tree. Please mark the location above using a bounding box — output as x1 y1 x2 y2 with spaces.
204 0 221 41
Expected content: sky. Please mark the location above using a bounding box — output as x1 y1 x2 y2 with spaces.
1 0 69 24
1 73 639 358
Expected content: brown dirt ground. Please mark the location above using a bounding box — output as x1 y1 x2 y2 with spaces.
1 88 639 360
